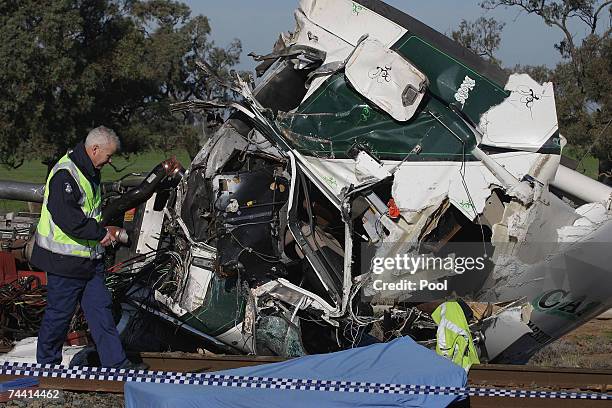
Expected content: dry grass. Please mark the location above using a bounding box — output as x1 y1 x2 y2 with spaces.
528 317 612 369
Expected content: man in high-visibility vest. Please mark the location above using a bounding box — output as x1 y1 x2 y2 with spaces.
32 126 140 369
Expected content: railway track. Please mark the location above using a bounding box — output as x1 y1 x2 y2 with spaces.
1 353 610 407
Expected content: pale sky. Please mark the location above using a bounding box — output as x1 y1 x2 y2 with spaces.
185 0 596 71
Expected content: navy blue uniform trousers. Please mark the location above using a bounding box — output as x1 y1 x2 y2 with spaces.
37 262 127 367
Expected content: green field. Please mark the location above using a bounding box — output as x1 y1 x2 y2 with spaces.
562 146 599 179
0 150 191 213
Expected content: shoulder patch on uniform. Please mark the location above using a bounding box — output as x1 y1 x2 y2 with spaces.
64 182 73 194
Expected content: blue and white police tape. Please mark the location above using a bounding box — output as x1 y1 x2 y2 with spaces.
0 361 610 400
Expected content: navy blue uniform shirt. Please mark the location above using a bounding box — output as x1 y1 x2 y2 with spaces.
31 143 107 279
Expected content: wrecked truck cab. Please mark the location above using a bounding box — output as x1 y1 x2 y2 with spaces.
116 0 612 364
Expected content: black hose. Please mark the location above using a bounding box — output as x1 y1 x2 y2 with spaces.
100 161 183 226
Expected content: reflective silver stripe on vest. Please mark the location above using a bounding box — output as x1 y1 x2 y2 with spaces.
35 236 104 259
35 233 90 256
35 223 104 259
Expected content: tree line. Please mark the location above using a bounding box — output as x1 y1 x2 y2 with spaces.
0 0 241 169
453 0 611 180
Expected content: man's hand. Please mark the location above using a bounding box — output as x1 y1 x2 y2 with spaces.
101 226 126 247
100 230 114 247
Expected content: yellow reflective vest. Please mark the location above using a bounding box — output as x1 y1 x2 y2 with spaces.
35 153 103 259
432 301 480 371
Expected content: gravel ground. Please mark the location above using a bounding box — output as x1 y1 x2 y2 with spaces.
528 315 612 369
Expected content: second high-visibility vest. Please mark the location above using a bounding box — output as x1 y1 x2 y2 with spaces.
35 153 104 259
432 301 480 372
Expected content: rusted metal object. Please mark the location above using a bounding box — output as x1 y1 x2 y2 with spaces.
470 364 612 393
139 352 283 372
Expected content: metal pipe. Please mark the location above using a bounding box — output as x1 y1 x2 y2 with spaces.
0 179 152 204
471 146 533 203
552 165 612 206
471 147 520 188
0 180 44 203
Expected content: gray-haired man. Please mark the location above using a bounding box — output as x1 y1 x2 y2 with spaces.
32 126 143 369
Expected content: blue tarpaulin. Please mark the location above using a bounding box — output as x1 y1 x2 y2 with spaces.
124 337 467 408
